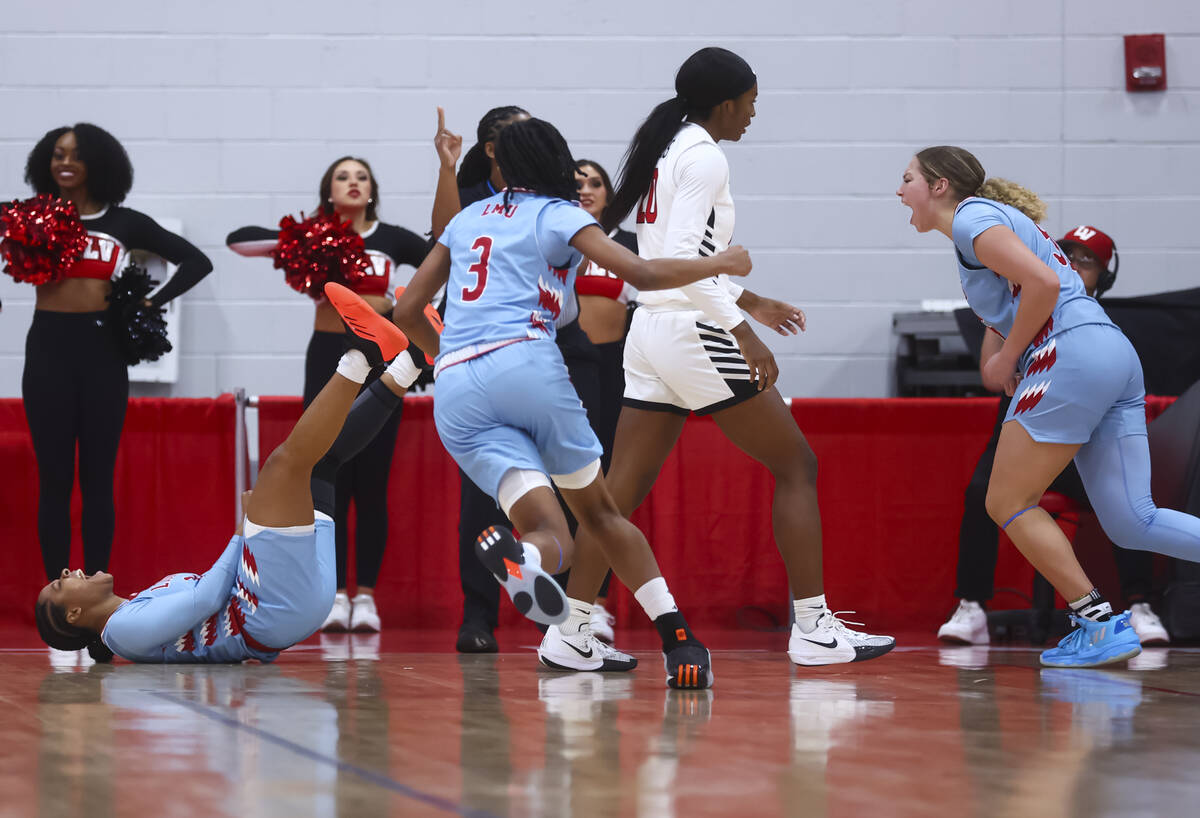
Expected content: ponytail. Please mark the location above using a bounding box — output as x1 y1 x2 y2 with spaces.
976 177 1047 223
606 47 756 231
605 97 688 231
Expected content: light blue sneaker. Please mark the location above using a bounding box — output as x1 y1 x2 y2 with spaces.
1039 612 1142 668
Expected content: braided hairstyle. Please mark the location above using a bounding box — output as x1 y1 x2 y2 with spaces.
35 597 114 663
457 106 530 189
605 47 756 231
494 118 579 208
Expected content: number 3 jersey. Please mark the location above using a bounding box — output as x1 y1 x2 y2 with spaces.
634 122 746 331
436 190 596 357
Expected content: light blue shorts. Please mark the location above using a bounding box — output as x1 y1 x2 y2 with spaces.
1007 323 1146 445
238 512 336 652
433 339 603 501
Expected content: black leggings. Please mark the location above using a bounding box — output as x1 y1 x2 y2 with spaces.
304 331 402 590
23 311 128 580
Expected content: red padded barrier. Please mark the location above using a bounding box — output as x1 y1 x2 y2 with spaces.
1 395 1176 632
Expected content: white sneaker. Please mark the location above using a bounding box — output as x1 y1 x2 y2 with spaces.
590 603 616 644
538 625 638 672
937 599 990 645
350 593 381 632
321 591 351 632
1129 602 1169 645
788 610 895 666
350 633 381 661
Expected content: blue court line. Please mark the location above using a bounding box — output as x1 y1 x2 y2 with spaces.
149 691 501 818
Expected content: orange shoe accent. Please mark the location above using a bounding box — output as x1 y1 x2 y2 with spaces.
502 557 523 580
325 282 409 359
393 285 443 363
675 628 687 642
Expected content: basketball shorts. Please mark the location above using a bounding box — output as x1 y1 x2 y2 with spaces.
433 339 603 501
1006 323 1146 445
238 511 337 654
623 308 760 415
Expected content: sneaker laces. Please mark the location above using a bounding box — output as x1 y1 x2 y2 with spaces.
949 601 977 625
822 610 868 636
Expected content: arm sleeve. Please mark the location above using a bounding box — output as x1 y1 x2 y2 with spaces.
536 201 598 268
104 535 243 653
226 226 280 258
124 210 214 308
663 145 745 331
952 201 1011 268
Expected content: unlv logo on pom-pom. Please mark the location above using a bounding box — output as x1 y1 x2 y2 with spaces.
0 195 89 285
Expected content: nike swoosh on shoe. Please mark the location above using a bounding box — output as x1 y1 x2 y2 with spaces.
801 637 839 649
565 641 594 659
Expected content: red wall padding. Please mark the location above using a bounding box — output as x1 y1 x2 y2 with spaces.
1 396 237 626
2 395 1175 632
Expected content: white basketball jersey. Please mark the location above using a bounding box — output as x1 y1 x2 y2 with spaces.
634 123 745 331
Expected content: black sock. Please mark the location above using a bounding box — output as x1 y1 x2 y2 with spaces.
1069 588 1113 622
310 379 402 515
653 610 703 651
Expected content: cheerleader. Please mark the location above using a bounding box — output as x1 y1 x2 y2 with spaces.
226 156 427 633
898 145 1200 666
13 124 211 587
573 158 638 643
571 48 894 667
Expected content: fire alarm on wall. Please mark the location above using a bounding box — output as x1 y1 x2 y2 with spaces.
1124 34 1166 92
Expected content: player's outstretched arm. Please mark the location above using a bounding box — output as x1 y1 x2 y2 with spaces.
570 224 750 292
393 243 451 357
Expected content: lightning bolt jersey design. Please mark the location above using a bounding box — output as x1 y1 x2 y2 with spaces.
436 190 597 364
1013 380 1052 415
952 198 1115 349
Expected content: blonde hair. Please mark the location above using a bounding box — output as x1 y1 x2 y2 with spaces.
976 177 1047 224
916 146 1048 223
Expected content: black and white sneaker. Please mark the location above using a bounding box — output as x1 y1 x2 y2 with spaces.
654 611 713 690
538 625 638 672
475 525 568 626
788 610 895 665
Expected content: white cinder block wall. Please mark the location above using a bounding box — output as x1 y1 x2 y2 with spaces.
0 1 1196 398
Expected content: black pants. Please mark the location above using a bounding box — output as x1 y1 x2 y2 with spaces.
955 395 1153 603
304 330 402 590
458 320 607 629
24 311 128 580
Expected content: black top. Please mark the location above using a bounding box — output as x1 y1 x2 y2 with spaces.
226 221 428 297
68 205 212 308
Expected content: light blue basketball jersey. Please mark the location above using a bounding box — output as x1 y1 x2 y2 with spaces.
102 535 269 663
952 198 1114 345
436 191 596 357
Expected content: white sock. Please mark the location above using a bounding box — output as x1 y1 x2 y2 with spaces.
385 351 422 388
335 349 370 383
634 576 678 621
793 594 827 634
557 598 592 636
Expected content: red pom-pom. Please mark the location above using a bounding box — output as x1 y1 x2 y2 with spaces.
271 211 373 299
0 195 89 285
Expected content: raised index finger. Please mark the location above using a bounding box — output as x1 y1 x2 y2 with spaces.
437 106 445 132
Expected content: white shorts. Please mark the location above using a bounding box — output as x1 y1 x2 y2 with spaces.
623 308 759 416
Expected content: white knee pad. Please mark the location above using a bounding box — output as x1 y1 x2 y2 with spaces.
551 459 601 491
497 468 553 517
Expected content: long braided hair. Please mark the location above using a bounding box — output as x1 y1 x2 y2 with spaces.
494 118 580 208
457 105 530 189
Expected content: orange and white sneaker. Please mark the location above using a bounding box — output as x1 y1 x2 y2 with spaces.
324 282 409 365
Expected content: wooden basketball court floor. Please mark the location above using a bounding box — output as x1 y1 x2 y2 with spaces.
3 627 1198 818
